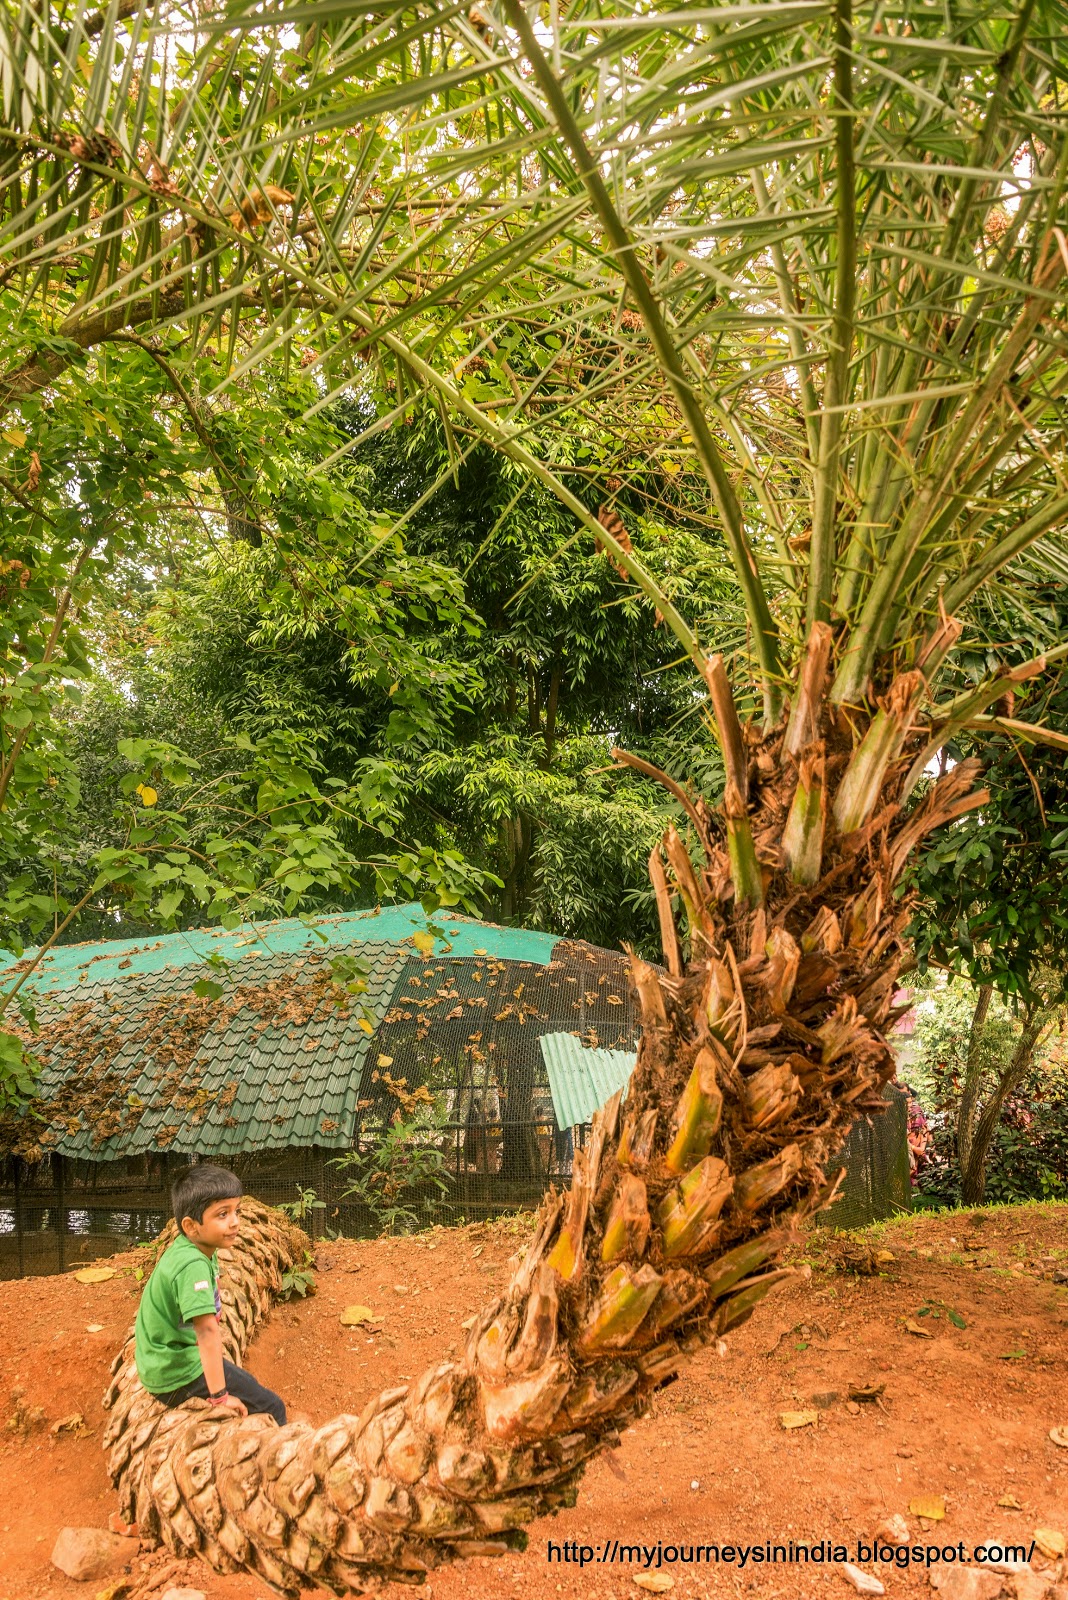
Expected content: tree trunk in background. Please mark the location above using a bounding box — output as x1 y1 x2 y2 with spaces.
956 983 993 1177
959 1002 1054 1205
103 667 988 1594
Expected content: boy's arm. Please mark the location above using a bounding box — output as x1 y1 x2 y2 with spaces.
191 1314 248 1416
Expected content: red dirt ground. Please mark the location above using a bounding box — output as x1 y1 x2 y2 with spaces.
2 1203 1066 1600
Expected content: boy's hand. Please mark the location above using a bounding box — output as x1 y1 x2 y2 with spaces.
217 1395 248 1417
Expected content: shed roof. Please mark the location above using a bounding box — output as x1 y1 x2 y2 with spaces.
0 904 558 999
538 1032 637 1129
1 909 632 1163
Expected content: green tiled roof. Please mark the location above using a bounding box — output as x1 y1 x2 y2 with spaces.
0 903 559 998
10 942 407 1162
539 1032 637 1129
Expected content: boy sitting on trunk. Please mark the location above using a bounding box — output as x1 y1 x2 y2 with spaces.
134 1163 287 1423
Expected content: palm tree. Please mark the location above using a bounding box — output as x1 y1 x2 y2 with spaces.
8 0 1068 1589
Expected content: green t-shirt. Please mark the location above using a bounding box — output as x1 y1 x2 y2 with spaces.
134 1234 220 1395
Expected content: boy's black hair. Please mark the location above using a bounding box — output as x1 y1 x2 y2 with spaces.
171 1163 243 1230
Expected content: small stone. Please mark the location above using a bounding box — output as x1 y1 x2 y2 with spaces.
928 1569 1003 1599
690 1479 700 1491
840 1563 884 1595
50 1528 135 1583
846 1400 861 1416
1009 1572 1056 1600
159 1590 207 1600
811 1391 839 1409
875 1513 910 1546
1034 1529 1066 1560
979 1539 1029 1574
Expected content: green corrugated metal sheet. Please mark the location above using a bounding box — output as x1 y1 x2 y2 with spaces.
13 942 406 1161
539 1032 637 1129
0 903 559 998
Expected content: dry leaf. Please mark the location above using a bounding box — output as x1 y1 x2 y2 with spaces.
73 1267 116 1284
339 1305 379 1327
412 930 435 954
908 1494 946 1521
905 1319 935 1338
50 1412 86 1436
874 1250 895 1264
1049 1425 1068 1448
780 1410 819 1430
472 1245 484 1258
633 1577 674 1594
1034 1528 1066 1559
848 1382 886 1402
998 1493 1022 1510
94 1582 130 1600
85 1323 104 1333
377 1053 393 1067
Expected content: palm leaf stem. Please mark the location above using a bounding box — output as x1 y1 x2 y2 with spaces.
499 0 782 709
807 0 855 632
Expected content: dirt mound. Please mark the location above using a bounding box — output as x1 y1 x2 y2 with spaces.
2 1204 1066 1598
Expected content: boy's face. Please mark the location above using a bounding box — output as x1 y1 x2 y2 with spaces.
181 1196 242 1252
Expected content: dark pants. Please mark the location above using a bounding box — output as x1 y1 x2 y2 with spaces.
153 1359 286 1424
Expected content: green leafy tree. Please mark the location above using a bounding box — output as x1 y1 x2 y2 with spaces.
910 977 1068 1204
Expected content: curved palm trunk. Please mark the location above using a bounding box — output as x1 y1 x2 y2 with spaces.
103 673 986 1595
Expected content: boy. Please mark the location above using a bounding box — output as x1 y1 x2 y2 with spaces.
134 1163 287 1424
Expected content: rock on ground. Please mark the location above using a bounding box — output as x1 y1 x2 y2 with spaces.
841 1563 886 1595
50 1527 137 1583
929 1569 1006 1600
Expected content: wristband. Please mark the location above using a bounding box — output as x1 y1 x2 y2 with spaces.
208 1389 229 1405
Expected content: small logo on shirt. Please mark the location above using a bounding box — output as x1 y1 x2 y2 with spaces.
193 1279 210 1291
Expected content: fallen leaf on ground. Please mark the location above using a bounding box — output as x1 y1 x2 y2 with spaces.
1034 1527 1066 1559
339 1305 380 1327
633 1577 674 1594
73 1267 115 1284
85 1323 104 1333
997 1493 1022 1509
50 1412 86 1436
93 1582 130 1600
780 1410 818 1430
874 1250 894 1264
908 1494 946 1521
1049 1425 1068 1448
905 1319 935 1338
472 1245 484 1257
947 1309 967 1329
848 1382 886 1402
840 1563 885 1595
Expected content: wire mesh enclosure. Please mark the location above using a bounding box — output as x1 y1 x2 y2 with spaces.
0 910 910 1278
818 1085 912 1229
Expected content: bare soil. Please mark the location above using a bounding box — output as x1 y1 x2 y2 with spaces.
2 1203 1067 1600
